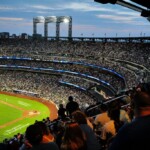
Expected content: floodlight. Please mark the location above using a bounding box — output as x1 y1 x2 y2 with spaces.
64 18 69 23
34 16 45 23
45 16 57 23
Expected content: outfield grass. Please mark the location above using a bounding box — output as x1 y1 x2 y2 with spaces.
0 94 50 142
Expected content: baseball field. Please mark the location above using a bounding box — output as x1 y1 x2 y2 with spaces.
0 92 58 142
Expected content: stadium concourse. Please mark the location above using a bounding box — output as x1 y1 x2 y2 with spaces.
0 37 150 150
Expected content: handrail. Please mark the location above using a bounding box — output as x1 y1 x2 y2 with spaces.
86 95 127 112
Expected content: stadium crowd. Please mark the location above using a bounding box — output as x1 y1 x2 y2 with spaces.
0 38 150 150
0 39 149 69
0 70 97 109
0 38 147 90
1 82 150 150
0 58 125 90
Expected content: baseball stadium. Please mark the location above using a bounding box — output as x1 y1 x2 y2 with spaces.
0 0 150 150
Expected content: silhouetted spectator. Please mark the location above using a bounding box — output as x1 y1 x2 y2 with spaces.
66 96 79 117
34 121 54 143
58 104 66 120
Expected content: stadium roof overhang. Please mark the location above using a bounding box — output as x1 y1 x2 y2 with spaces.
94 0 150 22
131 0 150 9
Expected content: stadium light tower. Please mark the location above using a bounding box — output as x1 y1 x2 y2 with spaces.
44 16 57 39
33 16 45 35
56 16 72 40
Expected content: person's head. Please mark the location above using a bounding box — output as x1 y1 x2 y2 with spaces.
108 108 120 122
61 122 86 150
131 83 150 115
25 124 43 146
100 104 108 112
108 100 120 110
136 82 150 94
132 91 150 111
59 104 64 108
34 121 49 135
72 110 87 124
68 96 73 102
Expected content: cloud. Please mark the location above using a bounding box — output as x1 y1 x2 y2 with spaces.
0 17 24 21
58 2 114 12
0 5 27 12
28 2 114 12
96 14 149 25
0 6 15 10
116 11 139 16
30 5 55 10
96 14 137 21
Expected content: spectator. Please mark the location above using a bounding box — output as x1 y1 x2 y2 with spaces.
0 143 9 150
60 122 87 150
58 104 66 120
25 124 59 150
34 121 54 143
100 105 124 149
72 110 101 150
66 96 79 117
108 85 150 150
94 104 111 131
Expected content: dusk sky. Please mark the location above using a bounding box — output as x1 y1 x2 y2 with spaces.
0 0 149 37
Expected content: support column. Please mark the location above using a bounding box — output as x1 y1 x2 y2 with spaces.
44 22 48 39
56 22 60 40
33 22 37 35
68 17 72 39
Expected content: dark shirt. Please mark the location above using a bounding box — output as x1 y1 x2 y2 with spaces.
108 115 150 150
58 107 66 119
66 101 79 116
80 124 101 150
30 142 59 150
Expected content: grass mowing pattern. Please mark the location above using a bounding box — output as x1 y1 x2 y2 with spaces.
0 94 50 142
0 103 22 125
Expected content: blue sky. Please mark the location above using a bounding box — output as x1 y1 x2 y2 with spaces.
0 0 149 37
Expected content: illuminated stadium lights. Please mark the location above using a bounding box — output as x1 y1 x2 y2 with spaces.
44 16 57 39
33 16 72 39
64 18 69 23
33 16 45 35
56 16 72 40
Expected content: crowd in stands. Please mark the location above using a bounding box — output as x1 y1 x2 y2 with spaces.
1 82 150 150
0 58 125 90
0 39 150 149
0 39 149 89
0 70 97 109
0 40 149 70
